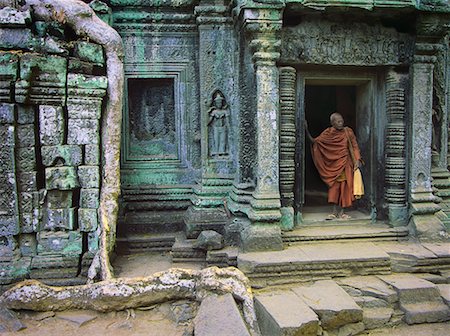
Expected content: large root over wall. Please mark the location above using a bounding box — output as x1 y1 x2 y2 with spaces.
0 267 260 335
21 0 124 281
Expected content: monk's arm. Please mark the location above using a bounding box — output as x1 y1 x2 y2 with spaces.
304 120 315 143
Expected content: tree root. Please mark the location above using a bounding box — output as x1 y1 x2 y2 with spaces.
0 267 260 335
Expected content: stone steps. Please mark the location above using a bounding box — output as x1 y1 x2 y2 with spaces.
116 233 177 253
254 275 450 336
282 223 409 244
238 242 391 287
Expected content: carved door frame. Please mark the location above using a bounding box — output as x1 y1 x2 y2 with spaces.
294 67 379 223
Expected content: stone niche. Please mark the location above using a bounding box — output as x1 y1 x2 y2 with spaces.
0 6 107 288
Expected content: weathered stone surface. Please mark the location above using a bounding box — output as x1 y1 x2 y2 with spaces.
41 145 83 167
0 28 34 50
0 103 14 124
0 236 19 262
292 280 363 330
67 119 99 145
67 100 102 119
78 165 100 188
42 208 75 231
17 124 35 147
0 172 18 217
353 296 389 309
20 212 39 233
39 105 64 146
37 231 82 255
334 322 365 336
68 73 107 90
84 144 100 165
193 230 224 251
80 188 100 209
0 7 30 26
363 307 393 330
437 284 450 305
19 191 35 213
30 255 79 279
17 105 34 124
56 310 98 326
0 52 18 102
19 234 37 256
88 230 100 252
73 41 105 65
45 166 80 190
46 190 73 209
0 307 26 332
194 293 250 336
78 208 98 232
337 276 398 303
15 146 36 171
170 300 198 324
17 172 37 192
379 274 450 324
0 125 15 167
240 225 283 252
254 291 319 336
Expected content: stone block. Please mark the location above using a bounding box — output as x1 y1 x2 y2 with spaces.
338 276 398 304
437 284 450 305
39 105 64 146
67 99 102 119
15 146 36 171
193 230 224 251
240 225 283 252
19 234 36 256
78 208 98 232
17 105 34 124
0 125 15 168
46 190 73 209
85 144 100 165
255 292 319 336
20 211 39 233
45 166 80 190
193 294 250 336
68 57 95 74
80 188 99 208
19 191 35 213
30 254 79 279
78 165 100 188
0 28 34 50
0 236 19 262
292 280 363 330
0 51 18 78
67 119 99 145
42 208 75 231
88 230 100 252
72 41 105 65
17 172 37 192
20 54 67 86
37 231 82 255
0 7 31 26
41 145 83 167
0 216 19 237
67 73 107 90
0 103 14 124
0 172 18 215
363 307 393 330
16 124 35 147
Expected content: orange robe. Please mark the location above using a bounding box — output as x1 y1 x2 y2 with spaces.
311 126 361 208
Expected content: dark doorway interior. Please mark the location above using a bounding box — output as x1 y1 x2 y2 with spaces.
304 85 356 206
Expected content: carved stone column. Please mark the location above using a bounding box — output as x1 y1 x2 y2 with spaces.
384 69 408 226
239 6 284 251
279 67 296 230
409 37 445 240
184 0 236 240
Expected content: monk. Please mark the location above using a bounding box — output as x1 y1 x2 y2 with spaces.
305 113 362 219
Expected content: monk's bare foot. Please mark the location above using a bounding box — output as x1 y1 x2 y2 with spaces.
326 213 337 220
340 213 351 220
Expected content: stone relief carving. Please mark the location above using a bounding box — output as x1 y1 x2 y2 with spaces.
208 90 230 157
281 19 414 66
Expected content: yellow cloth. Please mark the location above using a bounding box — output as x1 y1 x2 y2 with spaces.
353 168 364 199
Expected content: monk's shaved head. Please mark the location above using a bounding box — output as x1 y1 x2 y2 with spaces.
330 112 343 124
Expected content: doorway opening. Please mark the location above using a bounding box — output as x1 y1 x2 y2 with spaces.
301 84 370 223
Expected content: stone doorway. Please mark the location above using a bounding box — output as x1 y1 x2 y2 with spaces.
294 73 376 225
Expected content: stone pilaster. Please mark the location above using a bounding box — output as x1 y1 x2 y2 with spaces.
239 5 284 251
384 69 408 226
409 37 446 240
184 0 235 239
279 67 296 230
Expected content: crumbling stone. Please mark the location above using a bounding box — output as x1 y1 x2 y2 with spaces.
193 230 224 251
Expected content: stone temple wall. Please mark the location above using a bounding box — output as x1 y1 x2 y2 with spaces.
0 6 107 287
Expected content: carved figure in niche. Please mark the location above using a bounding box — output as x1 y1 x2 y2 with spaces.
208 90 230 156
431 104 442 153
305 113 362 220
